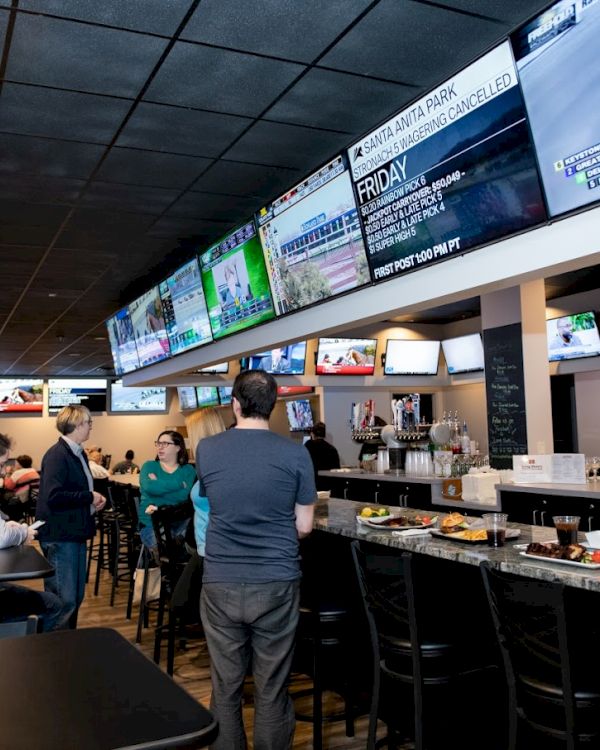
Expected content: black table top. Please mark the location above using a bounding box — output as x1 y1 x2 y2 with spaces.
0 627 217 749
0 544 54 581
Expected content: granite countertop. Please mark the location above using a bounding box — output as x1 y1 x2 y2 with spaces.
496 482 600 498
314 498 600 592
320 470 443 485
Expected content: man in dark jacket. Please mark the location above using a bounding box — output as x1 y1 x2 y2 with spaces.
304 422 341 489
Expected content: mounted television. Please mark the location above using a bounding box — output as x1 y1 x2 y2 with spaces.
347 41 546 283
512 1 600 217
196 362 229 374
195 386 219 408
199 220 275 340
240 341 307 375
159 258 213 357
128 287 171 368
177 386 198 411
0 379 44 413
547 312 600 362
256 154 370 315
441 333 485 374
285 399 314 432
316 337 377 375
384 340 440 375
277 386 314 397
217 386 233 405
106 306 139 375
48 378 107 414
110 380 167 413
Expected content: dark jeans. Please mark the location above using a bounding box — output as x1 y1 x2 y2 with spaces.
0 583 62 632
201 580 300 750
41 541 87 630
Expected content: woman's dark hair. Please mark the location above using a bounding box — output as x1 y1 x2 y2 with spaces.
0 433 12 458
232 369 277 420
155 430 188 465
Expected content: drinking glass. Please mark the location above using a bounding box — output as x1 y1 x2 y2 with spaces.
553 515 580 546
483 513 508 548
585 456 594 483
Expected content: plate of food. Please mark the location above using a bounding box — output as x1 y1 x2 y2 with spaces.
356 507 437 530
429 512 521 544
520 542 600 569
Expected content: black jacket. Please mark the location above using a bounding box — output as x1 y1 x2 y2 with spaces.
37 438 96 542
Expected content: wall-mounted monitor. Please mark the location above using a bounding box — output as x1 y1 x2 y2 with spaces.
256 154 370 315
159 258 213 357
177 386 198 411
195 362 229 374
441 333 485 374
316 337 377 375
384 340 440 375
240 341 307 375
106 306 140 375
217 386 233 405
285 399 314 432
199 220 275 340
0 379 44 413
195 386 219 408
512 1 600 217
128 287 171 368
348 41 546 283
547 312 600 362
48 378 107 414
277 386 314 397
109 380 167 413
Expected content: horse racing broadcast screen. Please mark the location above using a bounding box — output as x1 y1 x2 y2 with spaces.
0 379 44 413
106 306 140 375
384 339 440 375
48 379 107 414
128 287 171 368
316 337 377 375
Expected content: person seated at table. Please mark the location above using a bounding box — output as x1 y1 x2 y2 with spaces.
0 454 39 521
304 422 340 490
111 449 139 475
88 450 110 479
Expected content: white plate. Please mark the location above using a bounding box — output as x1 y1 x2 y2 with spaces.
519 550 600 569
356 512 395 525
430 528 521 544
356 516 437 530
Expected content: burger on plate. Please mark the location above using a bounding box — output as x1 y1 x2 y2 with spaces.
440 512 466 534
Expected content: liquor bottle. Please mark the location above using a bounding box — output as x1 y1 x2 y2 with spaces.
461 421 471 454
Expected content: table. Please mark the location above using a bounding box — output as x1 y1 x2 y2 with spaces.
0 627 218 749
110 473 140 488
0 544 54 581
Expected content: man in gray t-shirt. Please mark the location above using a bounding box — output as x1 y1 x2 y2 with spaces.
197 369 315 750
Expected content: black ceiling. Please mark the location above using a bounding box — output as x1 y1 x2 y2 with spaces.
0 0 568 377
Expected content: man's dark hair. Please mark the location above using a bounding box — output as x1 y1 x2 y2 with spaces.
312 422 326 439
0 433 12 458
16 454 33 468
125 449 135 460
232 369 277 420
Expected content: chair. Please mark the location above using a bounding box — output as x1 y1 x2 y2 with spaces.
0 615 39 640
480 561 600 749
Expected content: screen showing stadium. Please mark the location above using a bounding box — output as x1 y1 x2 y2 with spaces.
546 312 600 362
316 337 377 375
128 287 171 368
512 1 600 217
159 258 213 357
285 399 314 432
48 379 107 414
0 379 44 413
196 386 219 407
199 221 275 339
348 41 546 282
109 380 167 413
384 340 440 375
241 341 307 375
177 386 198 411
441 333 485 374
106 306 140 375
256 154 370 315
218 386 233 405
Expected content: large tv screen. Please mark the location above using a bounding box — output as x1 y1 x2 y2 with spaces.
196 362 229 374
199 220 275 340
129 287 171 368
217 386 233 405
277 386 314 397
285 399 314 432
195 386 219 408
256 154 370 315
512 1 600 217
110 380 167 413
159 258 213 357
384 340 440 375
0 379 44 413
547 312 600 362
177 386 198 411
348 41 546 283
48 379 107 414
316 337 377 375
241 341 307 375
441 333 485 374
106 306 140 375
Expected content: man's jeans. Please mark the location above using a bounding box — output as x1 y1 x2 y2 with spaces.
41 541 87 629
201 580 300 750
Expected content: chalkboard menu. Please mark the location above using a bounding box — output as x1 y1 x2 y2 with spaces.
483 323 528 469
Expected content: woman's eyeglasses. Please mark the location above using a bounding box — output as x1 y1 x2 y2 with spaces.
154 441 175 448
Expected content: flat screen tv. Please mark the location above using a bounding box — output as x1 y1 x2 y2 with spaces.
241 341 307 375
277 386 314 397
441 333 485 374
547 312 600 362
285 399 314 432
109 380 167 413
384 340 441 376
48 378 107 414
196 363 229 374
195 386 219 408
316 337 377 375
256 154 370 315
347 41 546 283
512 1 600 217
199 220 275 340
128 287 171 368
218 386 233 405
106 306 140 375
177 386 198 411
159 257 213 357
0 379 44 413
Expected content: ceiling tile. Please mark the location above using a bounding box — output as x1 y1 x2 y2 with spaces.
0 201 69 245
96 147 213 188
0 133 105 179
58 208 155 250
167 192 260 222
193 161 299 200
0 175 85 204
145 215 230 240
434 1 550 26
80 181 179 213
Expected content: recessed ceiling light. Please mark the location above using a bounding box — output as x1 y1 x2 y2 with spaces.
93 336 106 341
48 292 57 298
68 353 81 357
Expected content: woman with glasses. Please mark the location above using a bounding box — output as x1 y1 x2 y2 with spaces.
138 430 196 550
